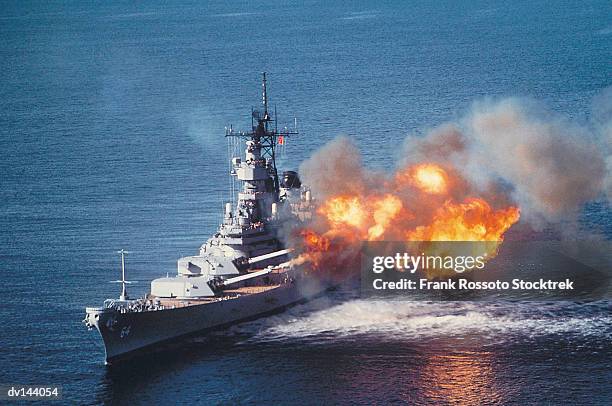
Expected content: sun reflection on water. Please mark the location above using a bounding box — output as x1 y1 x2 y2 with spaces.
418 351 506 405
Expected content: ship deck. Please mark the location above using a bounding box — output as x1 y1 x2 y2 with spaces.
151 284 282 309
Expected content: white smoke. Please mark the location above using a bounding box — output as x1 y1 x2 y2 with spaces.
399 95 610 228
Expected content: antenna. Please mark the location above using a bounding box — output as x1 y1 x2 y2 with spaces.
262 72 269 117
111 249 135 300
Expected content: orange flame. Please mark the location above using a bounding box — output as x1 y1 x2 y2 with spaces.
297 162 520 275
396 163 449 195
367 194 403 240
318 196 366 228
301 229 331 251
406 198 520 242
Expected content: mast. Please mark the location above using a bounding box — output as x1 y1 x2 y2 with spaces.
262 72 269 125
224 73 298 194
117 249 130 300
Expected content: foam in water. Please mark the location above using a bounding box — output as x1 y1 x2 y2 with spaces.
232 298 612 343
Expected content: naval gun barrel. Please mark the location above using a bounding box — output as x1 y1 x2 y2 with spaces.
247 248 292 264
232 248 293 272
222 268 273 286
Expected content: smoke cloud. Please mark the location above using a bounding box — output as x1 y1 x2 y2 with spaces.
464 98 606 225
592 87 612 200
299 136 367 200
301 94 611 232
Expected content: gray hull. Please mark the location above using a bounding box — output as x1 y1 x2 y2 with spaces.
86 276 328 363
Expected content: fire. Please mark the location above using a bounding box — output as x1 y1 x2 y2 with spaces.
315 165 518 243
367 195 403 240
398 163 449 194
291 229 331 269
292 228 359 278
296 160 521 276
317 194 405 240
301 229 330 252
406 198 520 242
318 196 366 228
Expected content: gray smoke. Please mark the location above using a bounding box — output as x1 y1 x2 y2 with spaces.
464 98 606 225
592 87 612 200
301 92 611 230
299 136 367 200
400 96 610 227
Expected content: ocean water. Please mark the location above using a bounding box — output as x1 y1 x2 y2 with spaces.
1 1 611 404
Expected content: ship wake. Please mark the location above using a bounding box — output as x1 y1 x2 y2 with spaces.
231 298 612 345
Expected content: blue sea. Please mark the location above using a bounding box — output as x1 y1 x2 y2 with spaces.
1 1 611 404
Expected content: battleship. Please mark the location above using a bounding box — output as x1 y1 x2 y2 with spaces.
84 73 331 364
